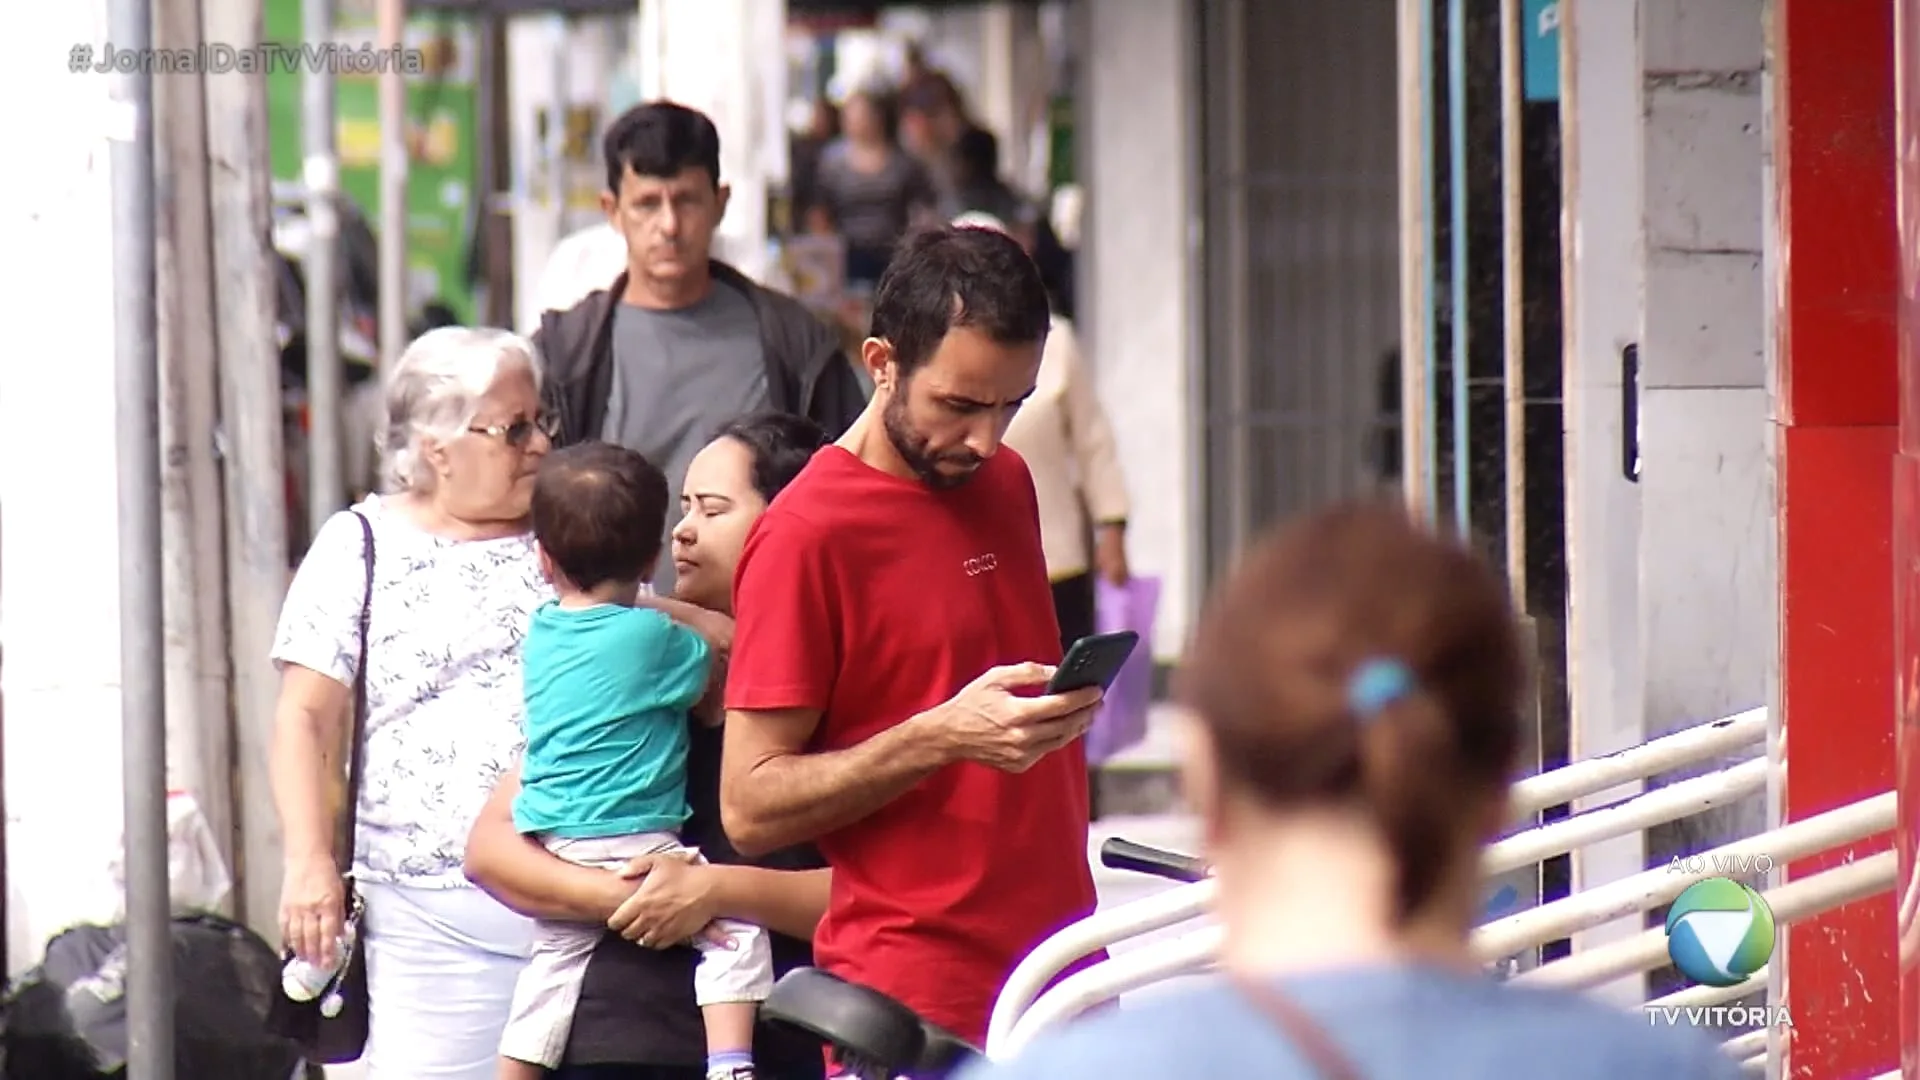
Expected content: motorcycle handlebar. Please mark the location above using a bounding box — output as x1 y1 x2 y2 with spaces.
1098 837 1210 883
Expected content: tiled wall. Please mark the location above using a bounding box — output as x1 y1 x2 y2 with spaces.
1635 0 1772 897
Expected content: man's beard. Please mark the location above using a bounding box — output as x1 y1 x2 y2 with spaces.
883 390 983 490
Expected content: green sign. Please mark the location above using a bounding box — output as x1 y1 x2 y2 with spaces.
266 0 479 324
1046 93 1074 189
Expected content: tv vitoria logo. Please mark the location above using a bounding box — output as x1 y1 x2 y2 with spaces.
1665 877 1776 987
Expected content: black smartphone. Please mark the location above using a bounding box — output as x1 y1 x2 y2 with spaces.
1046 630 1141 694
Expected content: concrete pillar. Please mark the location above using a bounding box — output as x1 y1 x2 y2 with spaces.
1557 0 1647 1003
1773 0 1900 1075
1635 0 1771 871
507 17 567 334
507 14 630 333
974 1 1046 192
0 0 130 975
1081 0 1198 658
976 3 1018 165
637 0 788 282
155 0 235 899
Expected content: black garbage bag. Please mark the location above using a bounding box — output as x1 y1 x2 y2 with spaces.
2 913 310 1079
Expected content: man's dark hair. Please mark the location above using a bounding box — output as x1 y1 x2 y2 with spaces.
952 126 999 187
603 101 722 192
900 71 963 117
846 88 900 143
712 412 831 503
532 442 670 590
869 225 1052 378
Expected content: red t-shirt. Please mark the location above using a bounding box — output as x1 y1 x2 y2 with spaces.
725 446 1101 1045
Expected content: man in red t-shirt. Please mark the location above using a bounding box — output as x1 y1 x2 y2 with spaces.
719 225 1106 1048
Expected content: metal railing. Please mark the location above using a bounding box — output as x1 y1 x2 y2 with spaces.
985 706 1898 1075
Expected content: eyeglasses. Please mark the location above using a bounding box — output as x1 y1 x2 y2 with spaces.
468 412 558 449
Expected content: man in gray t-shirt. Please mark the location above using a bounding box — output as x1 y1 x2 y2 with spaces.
532 102 868 597
603 282 770 593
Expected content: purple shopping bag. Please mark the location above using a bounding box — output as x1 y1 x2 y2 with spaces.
1085 575 1160 764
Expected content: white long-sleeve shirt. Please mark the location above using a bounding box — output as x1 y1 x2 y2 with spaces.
1002 316 1131 580
525 223 627 330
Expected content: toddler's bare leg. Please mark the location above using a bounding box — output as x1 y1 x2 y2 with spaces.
702 1000 757 1056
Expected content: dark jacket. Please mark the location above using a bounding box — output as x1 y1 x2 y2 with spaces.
533 260 868 446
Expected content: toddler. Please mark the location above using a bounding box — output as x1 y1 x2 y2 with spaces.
498 441 771 1080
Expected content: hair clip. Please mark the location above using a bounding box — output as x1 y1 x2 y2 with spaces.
1347 658 1415 721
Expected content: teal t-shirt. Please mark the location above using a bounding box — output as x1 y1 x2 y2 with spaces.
513 601 712 838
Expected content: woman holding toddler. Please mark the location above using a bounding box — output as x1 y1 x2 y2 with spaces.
271 319 830 1079
466 413 837 1080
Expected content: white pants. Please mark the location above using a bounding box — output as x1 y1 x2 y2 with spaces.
360 881 536 1080
498 831 776 1068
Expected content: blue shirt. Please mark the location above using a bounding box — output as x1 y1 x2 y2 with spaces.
514 601 712 838
957 964 1745 1080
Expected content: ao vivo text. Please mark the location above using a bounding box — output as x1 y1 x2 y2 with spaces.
1668 853 1774 876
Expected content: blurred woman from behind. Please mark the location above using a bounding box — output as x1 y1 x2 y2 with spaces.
961 503 1740 1080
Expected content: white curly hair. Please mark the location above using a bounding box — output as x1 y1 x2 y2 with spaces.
377 326 544 493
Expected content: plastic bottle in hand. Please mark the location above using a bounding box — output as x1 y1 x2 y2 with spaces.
281 921 356 1004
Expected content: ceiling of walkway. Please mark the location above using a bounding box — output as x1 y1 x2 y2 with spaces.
408 0 1042 12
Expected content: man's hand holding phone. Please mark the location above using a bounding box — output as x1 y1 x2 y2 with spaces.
906 633 1139 774
920 662 1105 774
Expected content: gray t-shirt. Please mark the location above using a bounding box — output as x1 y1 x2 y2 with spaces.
959 964 1744 1080
602 282 770 594
814 140 938 254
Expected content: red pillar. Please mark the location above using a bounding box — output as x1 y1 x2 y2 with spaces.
1898 2 1920 1076
1776 1 1900 1077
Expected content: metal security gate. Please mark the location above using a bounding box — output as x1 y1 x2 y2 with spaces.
1194 0 1403 581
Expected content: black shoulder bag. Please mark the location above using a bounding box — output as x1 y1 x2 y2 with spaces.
266 510 375 1063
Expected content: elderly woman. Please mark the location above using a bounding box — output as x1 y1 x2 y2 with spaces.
269 326 555 1079
464 411 834 1080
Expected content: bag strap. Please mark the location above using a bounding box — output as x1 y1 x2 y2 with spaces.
1233 975 1366 1080
336 510 376 876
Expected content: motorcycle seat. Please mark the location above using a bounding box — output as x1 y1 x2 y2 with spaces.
762 967 986 1075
